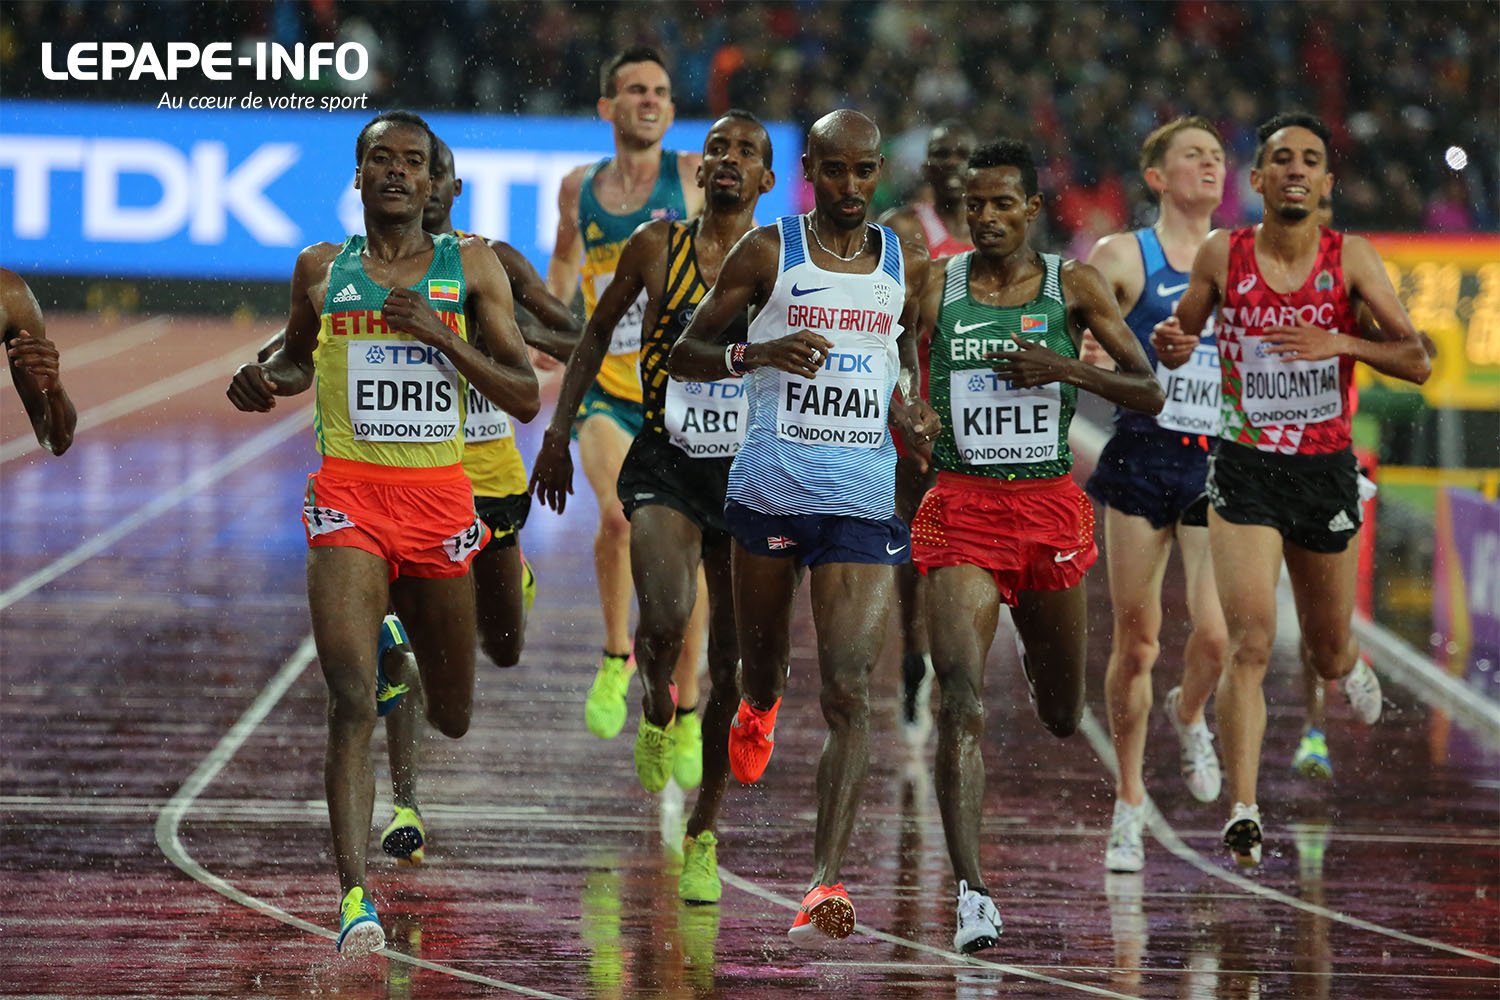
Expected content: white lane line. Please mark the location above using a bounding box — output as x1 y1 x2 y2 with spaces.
64 315 171 368
0 341 263 464
1076 707 1500 966
153 636 574 1000
0 404 312 610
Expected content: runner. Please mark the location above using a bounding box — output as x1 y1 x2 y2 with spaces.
533 111 774 902
878 121 976 746
1153 112 1430 867
1081 117 1229 873
911 138 1164 953
226 111 539 956
546 47 709 744
2 268 76 456
669 109 937 943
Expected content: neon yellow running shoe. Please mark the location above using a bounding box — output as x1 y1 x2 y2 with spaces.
672 711 703 790
585 652 633 739
1292 729 1333 781
375 615 411 717
678 830 721 904
381 805 425 864
634 716 677 793
521 555 538 615
336 885 385 956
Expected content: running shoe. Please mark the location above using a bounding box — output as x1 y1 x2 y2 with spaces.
375 614 411 718
899 651 934 747
335 886 385 957
672 711 703 790
678 831 721 904
1292 728 1333 780
633 716 676 794
788 882 855 944
584 651 634 739
381 805 425 864
1164 686 1222 803
521 555 538 615
952 879 1003 954
1341 659 1383 725
1105 798 1146 873
1222 802 1263 868
728 697 780 784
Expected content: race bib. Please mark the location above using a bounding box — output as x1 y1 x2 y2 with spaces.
347 340 461 443
1156 342 1221 435
463 384 514 443
664 377 747 458
775 350 888 450
304 505 355 538
948 368 1062 465
443 517 488 564
1239 339 1341 428
593 274 645 356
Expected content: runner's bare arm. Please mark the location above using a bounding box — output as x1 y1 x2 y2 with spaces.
488 239 582 362
226 244 328 411
2 269 76 455
1154 230 1227 369
545 166 587 302
891 247 941 463
1079 232 1145 370
876 206 927 253
1048 260 1166 414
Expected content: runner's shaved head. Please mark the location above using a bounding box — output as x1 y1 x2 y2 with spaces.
807 109 882 160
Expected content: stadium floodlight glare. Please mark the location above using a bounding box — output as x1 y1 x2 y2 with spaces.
1444 145 1469 171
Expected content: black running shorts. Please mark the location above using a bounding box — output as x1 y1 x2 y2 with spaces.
1206 442 1361 553
617 430 733 546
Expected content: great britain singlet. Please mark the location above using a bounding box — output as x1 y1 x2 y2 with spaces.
913 202 973 258
1218 226 1358 455
578 149 689 404
1117 227 1220 438
314 233 468 468
726 215 905 518
445 231 526 499
640 220 748 459
929 251 1076 479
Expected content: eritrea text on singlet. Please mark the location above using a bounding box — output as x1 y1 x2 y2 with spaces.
640 220 748 459
929 250 1077 479
727 215 904 519
578 149 688 404
313 233 469 468
1217 226 1358 455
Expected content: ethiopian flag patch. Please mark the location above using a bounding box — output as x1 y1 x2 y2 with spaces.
428 279 461 303
1020 314 1048 335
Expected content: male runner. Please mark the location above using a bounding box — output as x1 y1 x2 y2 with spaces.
546 47 707 742
2 269 76 456
912 139 1164 954
669 109 938 943
533 111 775 902
226 111 539 956
1153 112 1429 867
878 121 976 746
1082 117 1229 873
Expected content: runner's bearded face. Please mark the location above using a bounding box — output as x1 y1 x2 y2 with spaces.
606 61 674 146
1252 126 1332 222
699 119 771 208
806 143 881 232
356 123 434 222
965 167 1039 260
1156 128 1226 208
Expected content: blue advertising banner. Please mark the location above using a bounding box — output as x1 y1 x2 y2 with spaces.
0 100 800 280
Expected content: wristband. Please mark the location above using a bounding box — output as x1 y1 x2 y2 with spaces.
725 341 750 377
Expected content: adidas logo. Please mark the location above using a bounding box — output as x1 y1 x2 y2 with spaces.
332 283 360 304
1327 509 1356 532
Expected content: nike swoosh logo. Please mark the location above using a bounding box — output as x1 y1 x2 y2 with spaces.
1054 549 1082 563
886 542 907 555
954 320 994 335
791 283 829 297
1156 282 1189 298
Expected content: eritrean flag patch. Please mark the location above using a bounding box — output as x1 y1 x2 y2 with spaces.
428 279 461 303
1020 314 1048 335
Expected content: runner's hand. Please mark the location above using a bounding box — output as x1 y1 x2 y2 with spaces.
382 288 453 346
1078 329 1115 370
751 330 835 378
1151 315 1197 365
528 429 575 513
984 335 1071 388
891 398 941 473
6 330 63 391
226 363 279 412
1263 324 1342 362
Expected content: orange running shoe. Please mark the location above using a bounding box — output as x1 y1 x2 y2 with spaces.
728 697 780 784
788 883 855 944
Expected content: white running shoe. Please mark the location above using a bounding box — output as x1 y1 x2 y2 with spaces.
952 879 1003 954
1341 659 1383 725
899 652 934 747
1222 802 1263 867
1105 798 1146 873
1164 686 1222 803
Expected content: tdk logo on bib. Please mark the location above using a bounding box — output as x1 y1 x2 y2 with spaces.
821 352 873 374
683 380 744 399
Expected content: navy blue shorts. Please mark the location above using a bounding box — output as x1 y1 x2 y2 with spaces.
725 500 910 568
1086 426 1211 530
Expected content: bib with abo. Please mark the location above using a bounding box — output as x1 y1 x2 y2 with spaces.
664 377 746 458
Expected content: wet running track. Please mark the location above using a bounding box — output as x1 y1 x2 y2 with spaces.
2 315 1497 998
